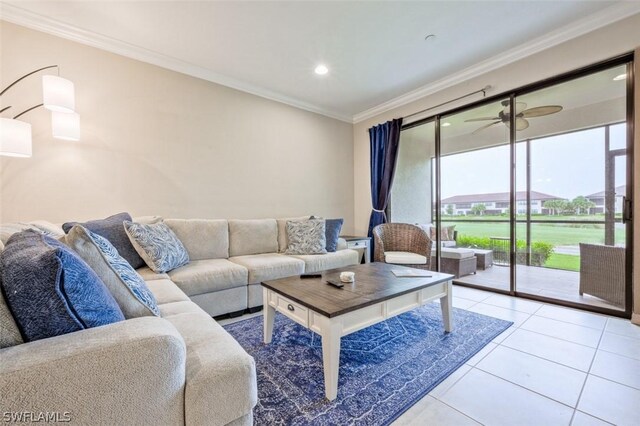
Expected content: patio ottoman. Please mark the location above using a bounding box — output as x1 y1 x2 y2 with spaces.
431 248 477 278
470 249 493 270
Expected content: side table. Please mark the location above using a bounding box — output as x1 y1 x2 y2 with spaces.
340 235 371 264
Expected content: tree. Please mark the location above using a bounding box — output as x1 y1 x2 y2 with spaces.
470 203 486 216
446 205 454 216
544 199 574 215
543 200 560 215
571 196 596 215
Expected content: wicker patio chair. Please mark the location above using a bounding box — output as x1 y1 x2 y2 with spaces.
579 243 625 309
372 223 433 270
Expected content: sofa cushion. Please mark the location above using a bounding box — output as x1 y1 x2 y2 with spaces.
0 283 23 349
229 253 304 284
441 248 475 260
124 221 190 273
132 215 163 224
146 279 190 305
163 311 257 425
229 219 278 257
0 221 64 245
385 251 427 265
136 266 170 281
168 259 248 296
291 249 359 273
284 219 327 255
158 300 205 317
66 226 160 318
0 230 124 342
165 219 229 260
276 216 308 253
62 212 145 269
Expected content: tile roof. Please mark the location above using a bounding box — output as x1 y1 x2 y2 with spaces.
442 191 562 204
585 185 626 198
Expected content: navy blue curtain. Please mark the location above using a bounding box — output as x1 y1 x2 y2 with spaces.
367 118 403 243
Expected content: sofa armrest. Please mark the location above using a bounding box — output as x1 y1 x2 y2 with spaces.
0 317 186 425
337 238 347 251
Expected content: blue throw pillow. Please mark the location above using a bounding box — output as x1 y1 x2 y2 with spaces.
62 212 145 270
310 216 344 252
0 230 124 342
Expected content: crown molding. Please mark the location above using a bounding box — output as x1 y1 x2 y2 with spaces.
2 2 639 126
352 2 640 124
0 3 353 123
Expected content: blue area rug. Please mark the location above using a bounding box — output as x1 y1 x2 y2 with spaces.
224 303 512 425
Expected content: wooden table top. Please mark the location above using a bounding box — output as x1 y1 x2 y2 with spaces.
262 262 453 318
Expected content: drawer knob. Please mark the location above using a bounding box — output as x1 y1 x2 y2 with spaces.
287 304 295 312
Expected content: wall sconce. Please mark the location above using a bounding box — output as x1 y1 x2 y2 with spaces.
0 65 80 157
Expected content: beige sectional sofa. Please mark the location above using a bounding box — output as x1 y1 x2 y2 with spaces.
0 216 358 425
161 217 359 317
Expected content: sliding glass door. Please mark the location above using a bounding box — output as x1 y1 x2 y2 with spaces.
389 55 633 316
439 99 512 292
514 63 630 312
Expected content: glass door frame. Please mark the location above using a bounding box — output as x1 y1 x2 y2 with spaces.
399 52 635 318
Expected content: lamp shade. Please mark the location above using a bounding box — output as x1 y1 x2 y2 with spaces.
52 111 80 141
0 118 32 158
42 75 75 113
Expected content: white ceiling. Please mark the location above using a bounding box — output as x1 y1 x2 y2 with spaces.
1 1 637 122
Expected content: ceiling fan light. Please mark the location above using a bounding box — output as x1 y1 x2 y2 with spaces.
52 111 80 141
42 75 75 113
0 118 32 158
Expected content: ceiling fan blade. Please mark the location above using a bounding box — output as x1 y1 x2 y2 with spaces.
472 121 501 134
464 116 501 122
516 117 530 131
521 105 563 118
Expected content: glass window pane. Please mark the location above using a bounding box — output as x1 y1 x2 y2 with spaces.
440 99 511 291
515 64 628 311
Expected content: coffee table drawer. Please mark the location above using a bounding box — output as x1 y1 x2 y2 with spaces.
276 294 309 327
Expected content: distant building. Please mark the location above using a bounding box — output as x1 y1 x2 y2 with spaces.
441 191 563 215
585 185 625 214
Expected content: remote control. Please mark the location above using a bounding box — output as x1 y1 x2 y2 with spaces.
326 279 344 289
301 273 322 279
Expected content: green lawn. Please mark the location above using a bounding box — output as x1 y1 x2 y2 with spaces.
544 253 580 272
440 218 625 272
446 221 625 246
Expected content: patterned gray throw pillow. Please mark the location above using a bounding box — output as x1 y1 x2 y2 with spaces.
124 221 190 274
65 226 160 318
285 219 327 255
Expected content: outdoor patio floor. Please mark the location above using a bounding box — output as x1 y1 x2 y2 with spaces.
455 264 623 311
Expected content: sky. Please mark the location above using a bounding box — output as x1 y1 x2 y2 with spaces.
440 124 627 200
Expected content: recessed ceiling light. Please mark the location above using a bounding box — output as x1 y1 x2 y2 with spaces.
613 73 626 81
314 64 329 75
442 122 451 127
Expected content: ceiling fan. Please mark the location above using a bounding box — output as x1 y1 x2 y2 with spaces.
466 100 563 134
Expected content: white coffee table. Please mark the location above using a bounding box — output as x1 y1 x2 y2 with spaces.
261 263 454 401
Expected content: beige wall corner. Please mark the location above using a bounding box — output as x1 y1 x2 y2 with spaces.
0 21 355 231
633 47 640 325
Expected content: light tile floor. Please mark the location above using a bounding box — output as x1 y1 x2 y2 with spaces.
219 285 640 426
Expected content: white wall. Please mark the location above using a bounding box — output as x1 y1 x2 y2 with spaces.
0 21 355 230
389 123 434 225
